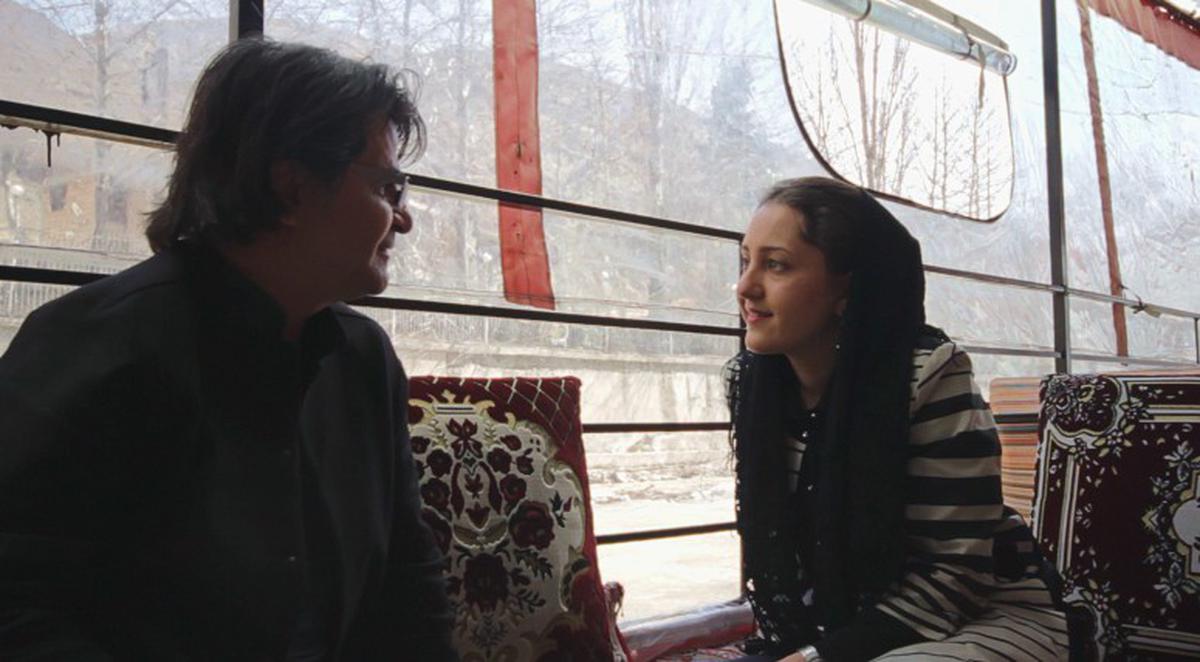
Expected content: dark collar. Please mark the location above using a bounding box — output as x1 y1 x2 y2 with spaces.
178 242 346 362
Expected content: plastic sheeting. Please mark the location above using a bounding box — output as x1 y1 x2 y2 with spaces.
0 0 228 130
1058 0 1200 338
267 0 500 189
0 129 165 257
538 0 824 232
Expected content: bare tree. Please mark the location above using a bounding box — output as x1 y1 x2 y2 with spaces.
848 23 918 191
24 0 207 252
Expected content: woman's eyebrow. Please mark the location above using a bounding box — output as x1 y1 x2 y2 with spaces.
740 244 792 253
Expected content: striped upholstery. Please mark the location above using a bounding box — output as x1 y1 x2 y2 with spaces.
989 377 1043 521
865 343 1068 659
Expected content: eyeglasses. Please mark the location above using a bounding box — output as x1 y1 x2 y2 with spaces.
349 162 409 210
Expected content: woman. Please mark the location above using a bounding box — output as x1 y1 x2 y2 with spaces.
727 177 1073 661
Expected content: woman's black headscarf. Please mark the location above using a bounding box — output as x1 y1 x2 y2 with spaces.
729 177 941 648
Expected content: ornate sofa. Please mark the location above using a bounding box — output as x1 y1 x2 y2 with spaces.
1033 372 1200 660
407 375 632 661
405 369 1200 661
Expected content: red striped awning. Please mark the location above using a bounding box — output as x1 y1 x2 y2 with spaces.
1089 0 1200 69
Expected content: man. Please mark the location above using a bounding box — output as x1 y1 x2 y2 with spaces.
0 39 457 661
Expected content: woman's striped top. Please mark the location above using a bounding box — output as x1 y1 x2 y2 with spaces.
786 339 1070 660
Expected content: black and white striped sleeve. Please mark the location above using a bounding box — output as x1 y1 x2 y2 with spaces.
816 341 1004 660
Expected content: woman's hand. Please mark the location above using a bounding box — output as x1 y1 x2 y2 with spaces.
777 653 808 662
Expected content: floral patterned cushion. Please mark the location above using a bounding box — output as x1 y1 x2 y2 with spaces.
1034 373 1200 660
408 376 631 662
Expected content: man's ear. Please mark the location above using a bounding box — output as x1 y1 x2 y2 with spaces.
269 160 303 226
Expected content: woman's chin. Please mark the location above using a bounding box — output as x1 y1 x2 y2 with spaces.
743 337 781 355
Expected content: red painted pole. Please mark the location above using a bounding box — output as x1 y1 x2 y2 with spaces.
493 0 555 309
1078 0 1129 356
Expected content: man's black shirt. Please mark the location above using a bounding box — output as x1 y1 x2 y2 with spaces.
0 243 456 661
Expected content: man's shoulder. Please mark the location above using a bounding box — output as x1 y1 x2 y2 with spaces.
0 252 194 393
329 303 396 355
35 251 190 326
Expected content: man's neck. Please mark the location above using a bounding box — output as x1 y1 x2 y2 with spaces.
218 239 326 341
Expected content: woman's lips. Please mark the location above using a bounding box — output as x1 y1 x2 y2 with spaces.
743 308 773 325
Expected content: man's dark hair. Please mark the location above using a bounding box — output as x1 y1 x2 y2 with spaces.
146 38 425 252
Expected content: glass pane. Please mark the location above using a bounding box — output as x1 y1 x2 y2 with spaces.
0 282 74 354
0 128 164 261
264 0 497 188
538 0 822 232
544 212 738 326
600 530 741 622
776 0 1014 220
1070 296 1119 356
869 0 1050 285
1057 2 1200 313
590 428 735 619
972 353 1056 403
395 189 741 327
589 431 733 535
927 273 1054 351
1073 296 1197 364
1127 309 1196 363
385 188 503 302
1 0 228 129
354 307 738 424
1070 358 1197 376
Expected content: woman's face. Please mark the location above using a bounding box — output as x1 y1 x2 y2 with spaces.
737 203 849 361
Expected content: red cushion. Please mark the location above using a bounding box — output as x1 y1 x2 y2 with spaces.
409 376 631 661
1035 373 1200 659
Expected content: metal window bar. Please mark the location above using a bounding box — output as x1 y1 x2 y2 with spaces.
20 263 1196 368
0 101 739 243
2 99 1199 364
597 522 737 546
801 0 1019 76
2 99 1197 328
1071 353 1200 370
582 422 730 434
229 0 263 41
1042 0 1072 375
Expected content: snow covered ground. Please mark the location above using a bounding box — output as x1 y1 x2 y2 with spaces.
591 475 741 622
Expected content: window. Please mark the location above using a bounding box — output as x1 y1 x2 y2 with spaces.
776 0 1016 220
0 0 228 129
